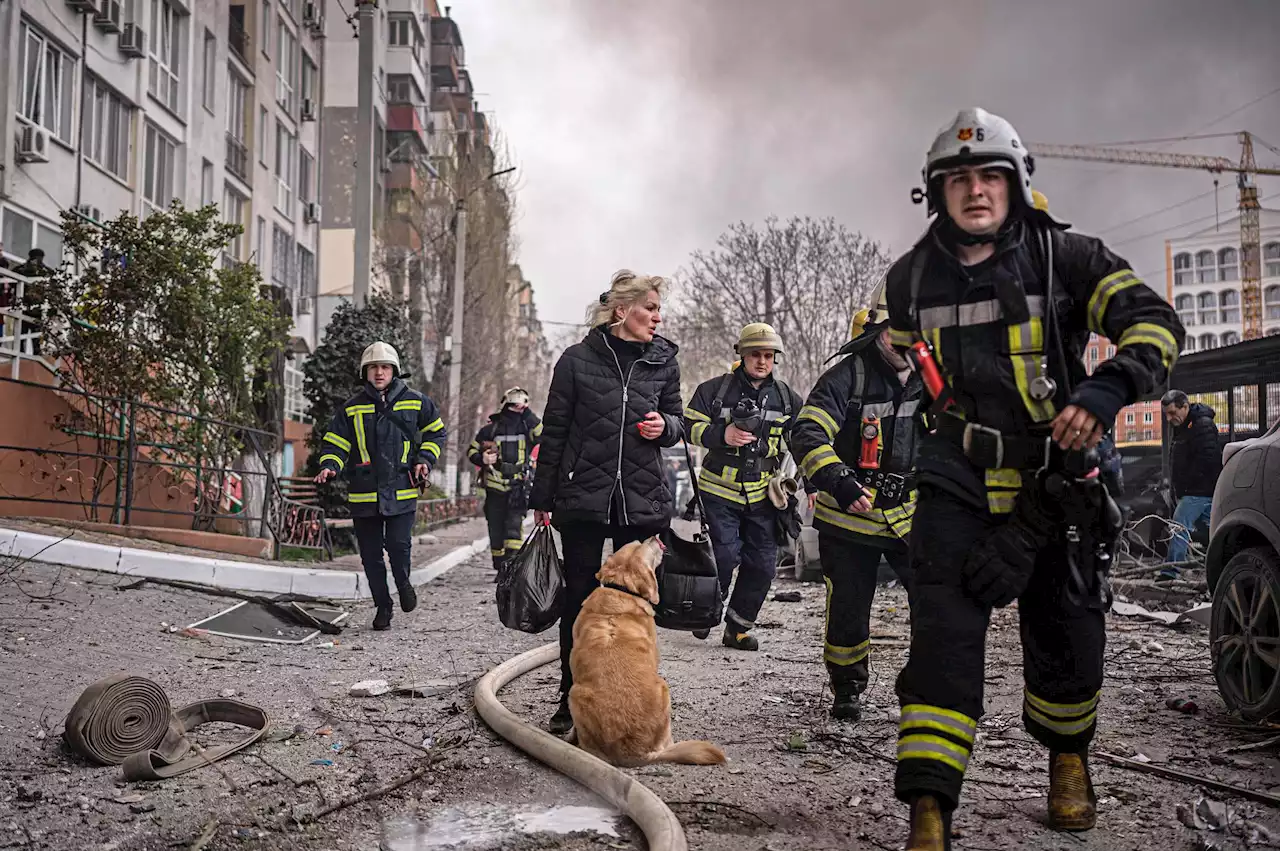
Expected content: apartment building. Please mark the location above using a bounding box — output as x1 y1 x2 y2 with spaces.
0 0 325 472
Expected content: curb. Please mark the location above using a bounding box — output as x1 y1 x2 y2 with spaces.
0 525 490 601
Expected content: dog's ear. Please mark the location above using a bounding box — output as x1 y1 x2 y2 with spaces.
638 562 661 605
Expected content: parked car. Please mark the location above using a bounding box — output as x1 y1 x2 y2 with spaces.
1206 416 1280 721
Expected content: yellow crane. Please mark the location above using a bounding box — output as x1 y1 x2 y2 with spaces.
1031 133 1280 339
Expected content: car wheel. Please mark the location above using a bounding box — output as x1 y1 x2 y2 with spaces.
1211 547 1280 722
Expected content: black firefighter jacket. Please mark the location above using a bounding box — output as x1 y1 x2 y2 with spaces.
791 340 925 546
468 408 544 493
318 379 448 517
1170 403 1222 500
529 326 684 528
884 215 1185 514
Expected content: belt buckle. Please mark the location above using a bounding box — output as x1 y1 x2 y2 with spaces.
962 422 1004 468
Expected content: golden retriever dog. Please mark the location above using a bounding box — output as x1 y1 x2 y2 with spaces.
567 537 726 767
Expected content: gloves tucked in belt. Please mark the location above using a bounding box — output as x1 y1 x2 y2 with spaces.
962 485 1061 608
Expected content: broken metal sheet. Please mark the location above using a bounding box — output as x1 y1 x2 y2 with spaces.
185 601 349 644
1111 600 1181 625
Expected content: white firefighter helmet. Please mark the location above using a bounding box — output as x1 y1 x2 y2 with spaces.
735 322 785 356
850 275 890 339
922 108 1036 212
358 341 401 378
502 386 530 407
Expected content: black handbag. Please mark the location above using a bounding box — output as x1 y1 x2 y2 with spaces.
654 442 724 632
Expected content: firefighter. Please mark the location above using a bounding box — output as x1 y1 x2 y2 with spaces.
791 283 923 721
468 387 543 571
315 342 448 630
684 323 805 650
883 109 1184 848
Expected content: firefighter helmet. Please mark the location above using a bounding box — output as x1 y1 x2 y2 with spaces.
850 275 890 339
735 322 785 355
921 108 1036 213
502 387 530 408
359 341 401 378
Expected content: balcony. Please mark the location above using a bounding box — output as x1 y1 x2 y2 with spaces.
386 104 429 142
386 163 426 196
228 5 250 64
225 133 249 183
430 16 464 88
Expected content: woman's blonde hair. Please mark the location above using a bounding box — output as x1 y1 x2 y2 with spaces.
587 269 667 329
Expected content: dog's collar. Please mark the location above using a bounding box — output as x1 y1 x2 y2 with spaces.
601 581 651 603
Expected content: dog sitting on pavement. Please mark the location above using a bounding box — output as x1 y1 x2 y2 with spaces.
567 537 726 767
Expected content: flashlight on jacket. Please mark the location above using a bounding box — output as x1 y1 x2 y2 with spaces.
859 416 882 469
907 341 951 409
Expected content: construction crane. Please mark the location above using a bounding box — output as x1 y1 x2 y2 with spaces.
1030 132 1280 339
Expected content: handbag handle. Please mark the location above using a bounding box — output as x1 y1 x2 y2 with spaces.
678 439 710 533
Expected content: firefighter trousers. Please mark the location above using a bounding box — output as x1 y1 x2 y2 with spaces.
484 489 525 569
819 533 912 693
704 496 778 632
894 483 1106 811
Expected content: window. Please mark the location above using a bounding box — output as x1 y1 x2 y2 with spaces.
222 185 247 261
143 123 179 212
1195 250 1216 284
225 72 250 181
1265 243 1280 278
387 74 418 104
259 106 270 164
275 121 296 216
297 245 315 314
1220 289 1240 324
1175 293 1195 327
300 53 317 109
1198 291 1218 325
284 363 309 422
276 20 298 114
18 23 76 144
1143 412 1153 424
1125 412 1135 425
271 225 290 285
201 159 214 206
1199 333 1218 351
260 0 272 58
388 16 413 46
1218 247 1238 282
1 208 63 264
255 215 266 264
1266 285 1280 321
1106 345 1115 358
1222 330 1240 347
1184 336 1197 353
82 77 131 181
298 148 314 205
1173 252 1193 287
1143 429 1153 441
202 29 216 111
148 0 185 114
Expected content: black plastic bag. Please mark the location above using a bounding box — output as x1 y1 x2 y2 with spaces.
496 524 564 634
655 442 724 632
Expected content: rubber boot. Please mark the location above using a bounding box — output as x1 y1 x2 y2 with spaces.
398 583 418 613
549 694 573 735
830 683 861 720
372 606 393 631
1047 752 1097 831
691 628 710 640
905 795 951 851
722 625 759 651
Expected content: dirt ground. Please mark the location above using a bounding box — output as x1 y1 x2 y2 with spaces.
0 542 1277 851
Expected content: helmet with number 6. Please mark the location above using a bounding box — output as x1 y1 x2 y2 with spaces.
921 108 1036 214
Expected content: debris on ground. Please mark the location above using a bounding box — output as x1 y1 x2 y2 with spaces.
772 590 803 603
349 679 392 697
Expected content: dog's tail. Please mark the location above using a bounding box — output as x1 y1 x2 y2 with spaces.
647 740 726 765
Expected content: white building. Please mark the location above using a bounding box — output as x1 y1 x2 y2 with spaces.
1166 208 1280 352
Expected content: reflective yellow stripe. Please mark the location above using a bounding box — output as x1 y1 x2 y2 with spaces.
813 493 914 539
986 469 1022 489
350 412 371 463
887 327 916 347
491 547 506 557
401 441 410 464
1117 322 1179 370
824 639 869 666
901 704 979 740
319 453 345 470
798 405 839 440
690 421 710 445
684 407 712 423
1087 269 1143 334
897 734 970 774
323 432 351 452
987 490 1017 515
348 492 377 503
420 417 444 434
532 422 543 437
1007 317 1056 423
503 538 523 551
392 399 423 411
396 489 420 500
801 445 840 479
1025 706 1097 736
421 441 441 460
346 404 375 415
985 469 1021 515
1025 690 1099 718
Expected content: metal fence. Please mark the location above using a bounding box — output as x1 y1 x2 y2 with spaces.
1148 334 1280 441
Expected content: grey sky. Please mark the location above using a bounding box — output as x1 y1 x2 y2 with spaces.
454 0 1280 337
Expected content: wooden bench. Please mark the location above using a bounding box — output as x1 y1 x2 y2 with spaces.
278 477 353 530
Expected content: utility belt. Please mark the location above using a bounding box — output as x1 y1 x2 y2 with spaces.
703 452 782 482
936 412 1053 472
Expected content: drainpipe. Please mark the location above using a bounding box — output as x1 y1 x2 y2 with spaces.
74 12 88 211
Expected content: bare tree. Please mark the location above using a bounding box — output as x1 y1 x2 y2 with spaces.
666 216 892 399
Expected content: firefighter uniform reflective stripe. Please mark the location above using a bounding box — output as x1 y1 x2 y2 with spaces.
420 416 445 465
813 492 914 540
984 469 1022 515
320 428 350 471
684 406 712 445
1086 269 1144 333
324 433 351 452
897 704 978 774
349 492 377 503
1024 690 1100 737
1117 323 1179 370
346 404 376 462
393 399 423 412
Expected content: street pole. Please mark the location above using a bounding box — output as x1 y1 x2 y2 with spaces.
444 200 467 497
351 0 378 308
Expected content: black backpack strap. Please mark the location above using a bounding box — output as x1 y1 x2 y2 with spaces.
709 372 735 421
845 356 867 421
908 244 930 335
776 380 794 418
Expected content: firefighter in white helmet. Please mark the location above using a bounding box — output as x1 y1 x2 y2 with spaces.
683 322 805 651
882 108 1184 848
315 341 448 630
467 386 543 572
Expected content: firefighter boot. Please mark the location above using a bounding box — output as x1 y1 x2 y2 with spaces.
1047 752 1097 831
549 694 573 735
830 682 861 721
906 795 951 851
372 606 393 631
398 583 418 613
722 625 759 651
691 628 710 640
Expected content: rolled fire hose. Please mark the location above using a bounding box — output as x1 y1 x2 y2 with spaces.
64 673 271 781
474 642 689 851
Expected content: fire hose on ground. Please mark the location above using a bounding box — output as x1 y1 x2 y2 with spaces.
473 642 689 851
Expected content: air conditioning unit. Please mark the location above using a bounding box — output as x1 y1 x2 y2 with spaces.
304 202 321 224
16 124 50 164
93 0 122 32
118 23 145 58
302 1 319 26
300 98 317 121
67 0 97 11
310 16 326 38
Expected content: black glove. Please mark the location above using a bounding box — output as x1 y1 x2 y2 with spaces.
833 471 869 510
961 486 1060 608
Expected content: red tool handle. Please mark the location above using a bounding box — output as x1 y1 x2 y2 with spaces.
909 341 947 402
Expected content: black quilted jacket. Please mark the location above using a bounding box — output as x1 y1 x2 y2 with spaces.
529 326 684 527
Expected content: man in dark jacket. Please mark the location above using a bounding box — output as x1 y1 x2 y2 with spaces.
882 108 1184 847
791 284 923 721
684 323 805 651
315 341 448 630
1160 390 1221 571
468 387 543 571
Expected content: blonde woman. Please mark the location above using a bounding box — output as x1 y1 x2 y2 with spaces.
529 269 684 734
